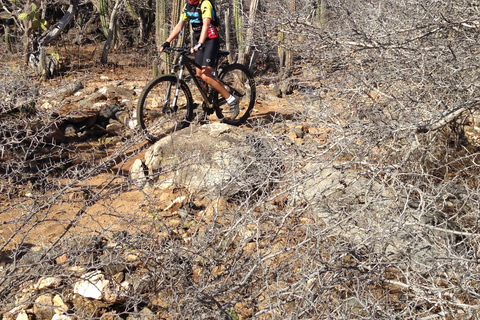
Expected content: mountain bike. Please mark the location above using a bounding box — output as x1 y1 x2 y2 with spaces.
136 47 256 140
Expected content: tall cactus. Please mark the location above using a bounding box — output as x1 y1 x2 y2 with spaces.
165 0 184 72
155 0 168 75
278 29 286 67
99 0 110 37
244 0 259 62
125 0 138 20
233 0 245 63
279 0 294 68
317 0 326 28
156 0 167 51
171 0 183 45
5 25 12 53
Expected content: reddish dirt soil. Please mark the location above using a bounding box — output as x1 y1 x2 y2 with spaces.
1 44 310 250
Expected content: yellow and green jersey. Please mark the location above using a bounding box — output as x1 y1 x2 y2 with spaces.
181 0 219 39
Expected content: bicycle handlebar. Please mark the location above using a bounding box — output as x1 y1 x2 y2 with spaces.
163 46 206 54
163 47 191 53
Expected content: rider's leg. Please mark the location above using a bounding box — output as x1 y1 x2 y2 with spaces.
194 38 232 101
200 67 239 119
196 37 240 119
195 68 209 93
199 66 230 99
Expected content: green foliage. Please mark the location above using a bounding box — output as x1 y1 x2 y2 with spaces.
48 50 60 62
229 308 239 320
18 4 48 32
20 102 36 114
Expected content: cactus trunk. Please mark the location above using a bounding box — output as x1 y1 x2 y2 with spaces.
99 0 110 37
233 0 245 63
5 25 12 53
317 0 326 28
155 0 168 74
156 0 167 51
125 0 138 20
278 30 285 67
277 0 294 68
165 0 184 72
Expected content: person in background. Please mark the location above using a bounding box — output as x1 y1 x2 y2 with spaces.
159 0 239 119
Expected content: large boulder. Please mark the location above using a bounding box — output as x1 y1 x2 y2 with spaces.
143 123 243 196
138 123 284 198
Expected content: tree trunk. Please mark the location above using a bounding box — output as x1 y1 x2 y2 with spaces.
248 49 257 71
28 0 79 77
101 0 122 65
244 0 259 63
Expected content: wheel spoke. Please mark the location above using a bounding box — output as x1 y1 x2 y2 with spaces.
137 76 193 140
216 64 255 124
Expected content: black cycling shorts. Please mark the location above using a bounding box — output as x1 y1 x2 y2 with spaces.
193 36 219 68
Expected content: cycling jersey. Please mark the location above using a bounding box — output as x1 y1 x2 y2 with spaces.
181 0 219 39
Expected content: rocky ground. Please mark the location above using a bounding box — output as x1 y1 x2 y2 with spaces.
3 46 480 319
1 53 335 319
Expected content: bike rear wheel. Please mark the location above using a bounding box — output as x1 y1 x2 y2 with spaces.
137 75 194 141
215 63 256 125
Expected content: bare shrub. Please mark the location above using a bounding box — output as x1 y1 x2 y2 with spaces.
2 0 480 319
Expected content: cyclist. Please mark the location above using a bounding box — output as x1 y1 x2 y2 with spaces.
159 0 239 119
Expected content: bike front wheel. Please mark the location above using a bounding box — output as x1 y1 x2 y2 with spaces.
137 75 194 141
215 63 256 126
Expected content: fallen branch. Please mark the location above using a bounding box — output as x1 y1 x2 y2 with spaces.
416 99 480 133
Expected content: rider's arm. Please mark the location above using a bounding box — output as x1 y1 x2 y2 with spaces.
198 17 211 46
160 20 184 52
167 20 184 43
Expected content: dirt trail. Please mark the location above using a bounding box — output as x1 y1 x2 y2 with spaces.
2 50 312 251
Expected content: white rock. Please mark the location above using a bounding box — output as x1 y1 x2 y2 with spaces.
15 310 28 320
34 276 62 290
39 102 53 110
164 196 187 212
73 271 109 300
93 101 107 109
53 294 68 314
130 159 147 188
52 315 74 320
125 118 137 130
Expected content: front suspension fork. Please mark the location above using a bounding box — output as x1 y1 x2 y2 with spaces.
163 65 185 113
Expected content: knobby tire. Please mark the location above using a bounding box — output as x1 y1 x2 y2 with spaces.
137 75 194 141
215 63 256 126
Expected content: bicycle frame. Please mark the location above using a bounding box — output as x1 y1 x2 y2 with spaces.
168 48 217 110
